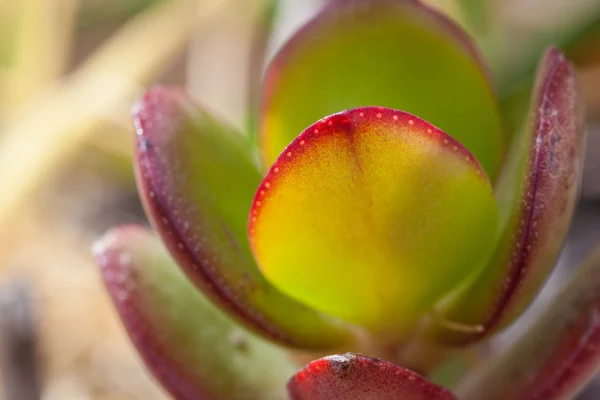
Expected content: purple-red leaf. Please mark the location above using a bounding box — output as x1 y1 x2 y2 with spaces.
92 225 296 400
288 353 457 400
428 47 585 345
133 86 352 350
457 246 600 400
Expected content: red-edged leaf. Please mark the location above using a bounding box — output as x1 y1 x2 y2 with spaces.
457 246 600 400
259 0 503 179
133 86 352 350
250 107 497 331
428 47 585 345
288 353 457 400
92 225 296 400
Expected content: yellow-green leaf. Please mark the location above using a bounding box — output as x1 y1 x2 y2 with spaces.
259 0 503 179
250 107 497 332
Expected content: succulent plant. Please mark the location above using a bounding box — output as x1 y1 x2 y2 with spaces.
92 0 600 398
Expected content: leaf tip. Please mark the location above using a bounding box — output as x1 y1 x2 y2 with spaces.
288 352 457 400
92 225 143 305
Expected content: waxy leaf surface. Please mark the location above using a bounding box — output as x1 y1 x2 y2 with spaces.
260 0 503 178
93 225 296 400
134 86 351 349
430 47 585 345
288 353 457 400
457 246 600 400
250 107 497 331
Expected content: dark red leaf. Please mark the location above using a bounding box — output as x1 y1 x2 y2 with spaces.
457 246 600 400
288 353 457 400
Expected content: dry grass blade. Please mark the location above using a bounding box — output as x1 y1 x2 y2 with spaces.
7 0 78 110
0 0 228 243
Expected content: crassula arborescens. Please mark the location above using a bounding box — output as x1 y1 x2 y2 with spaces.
92 0 600 399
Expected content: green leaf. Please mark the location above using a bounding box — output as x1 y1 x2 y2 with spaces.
422 0 489 35
247 0 281 143
288 353 458 400
428 47 585 345
456 246 600 400
133 86 352 349
259 0 504 179
455 0 489 33
250 107 497 332
92 225 297 400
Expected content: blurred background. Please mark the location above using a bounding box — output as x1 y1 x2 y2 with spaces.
0 0 598 399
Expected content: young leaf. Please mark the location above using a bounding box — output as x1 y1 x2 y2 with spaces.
456 246 600 400
260 0 503 178
429 47 585 345
288 353 457 400
92 225 297 400
133 86 352 350
250 107 497 332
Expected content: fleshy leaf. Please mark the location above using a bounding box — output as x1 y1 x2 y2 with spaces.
92 225 297 400
250 107 497 331
133 86 351 349
429 47 585 345
456 246 600 400
288 353 457 400
260 0 503 178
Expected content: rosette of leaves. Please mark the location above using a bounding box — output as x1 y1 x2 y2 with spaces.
93 0 600 399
